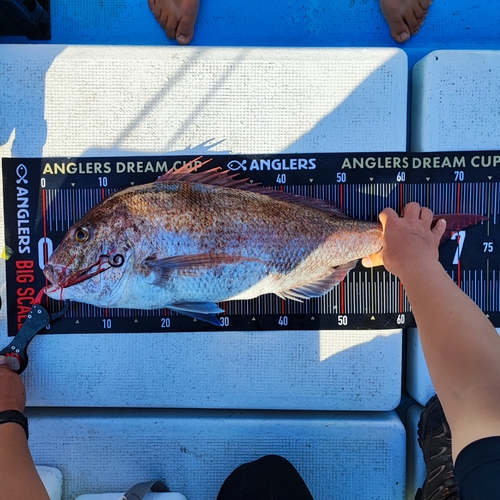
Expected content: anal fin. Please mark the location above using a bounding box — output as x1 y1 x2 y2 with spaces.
275 260 358 301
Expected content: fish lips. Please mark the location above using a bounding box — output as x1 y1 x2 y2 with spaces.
43 262 64 285
43 262 78 301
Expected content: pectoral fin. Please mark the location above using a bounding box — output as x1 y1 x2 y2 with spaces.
275 260 358 301
146 253 262 286
168 302 225 326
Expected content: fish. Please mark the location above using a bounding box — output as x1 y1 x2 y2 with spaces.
43 158 486 326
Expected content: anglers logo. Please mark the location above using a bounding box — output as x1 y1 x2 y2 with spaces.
227 160 247 171
16 164 28 184
16 164 31 255
226 158 316 171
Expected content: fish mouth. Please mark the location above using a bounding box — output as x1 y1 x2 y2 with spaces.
43 263 65 285
43 253 126 289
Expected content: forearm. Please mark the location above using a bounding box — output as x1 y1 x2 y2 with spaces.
0 423 49 500
401 261 500 455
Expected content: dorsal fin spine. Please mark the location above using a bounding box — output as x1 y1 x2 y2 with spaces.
156 156 345 216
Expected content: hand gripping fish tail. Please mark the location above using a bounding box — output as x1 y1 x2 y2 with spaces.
41 158 488 326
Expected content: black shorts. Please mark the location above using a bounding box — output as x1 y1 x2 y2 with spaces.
217 454 314 500
455 436 500 500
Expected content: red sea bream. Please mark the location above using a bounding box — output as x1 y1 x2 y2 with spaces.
43 159 485 325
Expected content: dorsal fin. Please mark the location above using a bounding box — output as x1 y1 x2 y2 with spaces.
157 157 347 216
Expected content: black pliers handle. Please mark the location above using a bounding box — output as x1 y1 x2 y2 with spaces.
0 301 68 374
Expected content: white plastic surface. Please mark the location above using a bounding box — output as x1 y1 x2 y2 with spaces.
406 328 435 406
36 466 63 500
412 50 500 151
0 46 407 158
28 409 406 500
0 45 407 411
406 327 500 406
18 329 402 410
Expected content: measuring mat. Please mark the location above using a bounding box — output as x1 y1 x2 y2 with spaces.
3 152 497 335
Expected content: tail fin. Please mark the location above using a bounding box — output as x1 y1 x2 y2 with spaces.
432 214 488 244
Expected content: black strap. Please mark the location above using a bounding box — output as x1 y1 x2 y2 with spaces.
0 410 29 439
123 480 170 500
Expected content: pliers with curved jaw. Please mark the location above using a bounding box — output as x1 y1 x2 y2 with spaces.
0 301 68 374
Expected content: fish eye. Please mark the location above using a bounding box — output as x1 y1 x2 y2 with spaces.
74 227 89 243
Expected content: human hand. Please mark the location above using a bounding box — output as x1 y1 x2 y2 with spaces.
0 356 26 412
362 202 446 280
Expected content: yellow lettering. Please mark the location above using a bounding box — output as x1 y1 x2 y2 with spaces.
42 163 53 175
54 163 65 174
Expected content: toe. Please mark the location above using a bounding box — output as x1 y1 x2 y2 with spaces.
391 21 411 43
403 7 420 35
165 15 178 40
176 17 195 44
416 0 431 24
381 4 411 43
149 0 170 30
175 3 199 44
148 0 161 23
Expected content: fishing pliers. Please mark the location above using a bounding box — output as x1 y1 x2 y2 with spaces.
0 301 68 374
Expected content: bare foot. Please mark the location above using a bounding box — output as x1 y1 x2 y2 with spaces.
379 0 432 43
148 0 200 45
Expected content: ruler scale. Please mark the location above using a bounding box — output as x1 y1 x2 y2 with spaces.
3 152 499 335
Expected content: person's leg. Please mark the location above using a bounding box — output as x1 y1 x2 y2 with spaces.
417 396 500 500
379 0 432 43
454 437 500 500
217 455 314 500
148 0 199 44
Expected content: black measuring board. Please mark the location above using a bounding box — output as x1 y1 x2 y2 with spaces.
3 152 499 335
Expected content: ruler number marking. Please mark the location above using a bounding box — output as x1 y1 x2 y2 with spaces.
483 242 494 253
451 231 466 264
